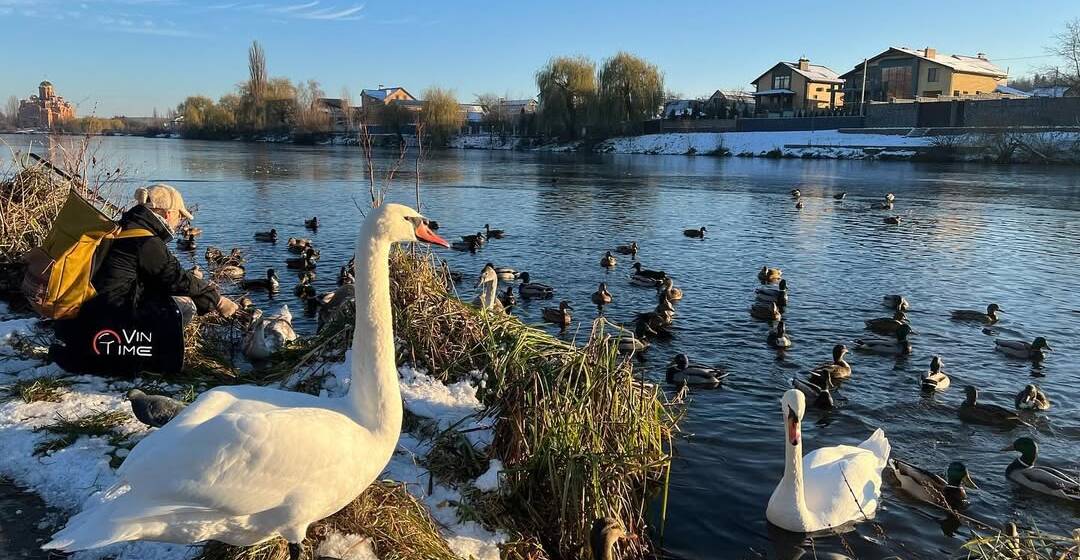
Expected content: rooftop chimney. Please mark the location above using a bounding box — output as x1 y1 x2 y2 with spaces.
798 58 810 70
378 84 385 89
924 47 936 59
976 52 987 60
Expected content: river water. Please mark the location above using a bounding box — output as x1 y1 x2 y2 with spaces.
4 135 1079 559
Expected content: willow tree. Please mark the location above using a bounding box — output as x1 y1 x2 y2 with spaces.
421 87 462 146
536 55 596 139
597 52 664 131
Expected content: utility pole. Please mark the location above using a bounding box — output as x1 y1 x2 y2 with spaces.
859 58 868 116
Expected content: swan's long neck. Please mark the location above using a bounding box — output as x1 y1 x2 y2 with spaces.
347 225 402 439
782 422 810 519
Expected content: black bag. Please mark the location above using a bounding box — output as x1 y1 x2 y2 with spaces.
51 297 185 377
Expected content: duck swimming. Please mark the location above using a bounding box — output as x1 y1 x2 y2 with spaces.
666 353 727 386
808 344 851 381
484 224 505 239
286 247 318 270
541 300 573 327
865 309 908 335
883 294 909 311
854 324 913 355
833 192 847 201
792 374 835 409
461 232 486 246
795 200 804 210
495 267 517 281
890 460 975 509
600 251 617 268
287 237 312 254
451 239 480 253
304 216 319 230
883 216 902 225
755 278 788 306
176 234 197 251
791 189 801 198
254 228 278 242
922 356 950 392
683 226 707 238
757 266 782 284
591 283 613 311
517 272 554 299
958 386 1023 428
995 337 1051 361
658 277 683 301
951 303 1002 324
217 265 245 281
241 268 280 292
631 262 666 280
614 241 638 257
767 320 792 348
750 300 782 322
1015 384 1050 411
498 286 516 312
1002 437 1079 503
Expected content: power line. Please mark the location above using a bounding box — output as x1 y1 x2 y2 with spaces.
992 54 1057 61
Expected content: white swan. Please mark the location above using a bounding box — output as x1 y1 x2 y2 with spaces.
767 389 890 533
44 204 449 557
242 305 298 360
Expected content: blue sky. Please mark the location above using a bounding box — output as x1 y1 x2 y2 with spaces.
1 0 1076 116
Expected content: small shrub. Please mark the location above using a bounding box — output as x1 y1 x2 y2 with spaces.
33 409 128 455
764 148 783 158
0 377 73 403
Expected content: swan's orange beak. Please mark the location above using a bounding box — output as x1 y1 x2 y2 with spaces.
415 222 449 248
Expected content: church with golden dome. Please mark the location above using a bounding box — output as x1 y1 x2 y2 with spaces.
17 81 76 129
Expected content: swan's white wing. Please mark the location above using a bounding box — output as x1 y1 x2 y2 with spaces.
857 428 890 469
803 445 885 524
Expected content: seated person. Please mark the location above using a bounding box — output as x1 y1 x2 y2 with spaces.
51 184 239 376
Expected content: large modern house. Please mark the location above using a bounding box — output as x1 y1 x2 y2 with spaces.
751 59 844 115
840 47 1008 102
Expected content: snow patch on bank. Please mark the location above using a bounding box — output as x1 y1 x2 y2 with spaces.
0 315 505 560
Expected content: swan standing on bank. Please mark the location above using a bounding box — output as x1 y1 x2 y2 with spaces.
767 389 891 533
44 204 449 559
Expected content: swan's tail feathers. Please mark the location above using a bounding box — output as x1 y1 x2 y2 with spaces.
858 428 891 469
42 499 145 552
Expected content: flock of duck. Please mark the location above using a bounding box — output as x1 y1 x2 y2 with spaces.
443 191 1076 540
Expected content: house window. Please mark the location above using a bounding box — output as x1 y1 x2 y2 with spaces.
816 87 824 92
772 75 791 90
953 90 960 96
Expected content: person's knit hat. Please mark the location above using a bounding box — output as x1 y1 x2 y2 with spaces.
134 183 193 219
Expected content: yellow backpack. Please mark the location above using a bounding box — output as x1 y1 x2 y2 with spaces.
22 191 154 320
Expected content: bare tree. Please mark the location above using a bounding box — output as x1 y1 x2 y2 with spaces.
1050 18 1080 87
4 96 18 127
340 87 355 133
247 41 267 130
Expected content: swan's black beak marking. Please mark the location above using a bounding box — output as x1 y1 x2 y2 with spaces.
786 405 800 446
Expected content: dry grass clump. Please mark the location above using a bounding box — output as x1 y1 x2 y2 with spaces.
960 523 1079 559
0 376 73 403
33 409 129 456
198 481 458 560
389 250 677 559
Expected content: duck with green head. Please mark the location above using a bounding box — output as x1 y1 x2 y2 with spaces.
951 303 1002 324
854 324 913 355
890 459 976 509
995 337 1052 361
958 386 1023 428
1002 437 1079 503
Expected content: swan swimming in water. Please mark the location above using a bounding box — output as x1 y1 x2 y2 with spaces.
44 204 449 559
766 389 890 533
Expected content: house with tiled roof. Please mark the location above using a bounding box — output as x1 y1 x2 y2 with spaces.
751 59 844 115
359 86 416 108
840 47 1008 102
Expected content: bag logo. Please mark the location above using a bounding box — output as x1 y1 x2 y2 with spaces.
92 328 153 357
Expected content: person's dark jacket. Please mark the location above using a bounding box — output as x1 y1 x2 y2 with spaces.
87 204 220 317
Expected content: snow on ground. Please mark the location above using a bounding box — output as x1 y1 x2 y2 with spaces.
316 533 377 560
0 314 505 560
597 129 931 157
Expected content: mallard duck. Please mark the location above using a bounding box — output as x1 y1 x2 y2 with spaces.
517 272 553 299
757 266 782 284
294 272 314 297
204 246 224 265
542 300 573 327
217 265 245 281
883 216 902 225
995 337 1051 361
304 216 319 230
227 248 246 265
1002 437 1079 502
750 300 782 321
498 286 516 311
631 262 666 281
683 226 707 238
337 265 354 286
865 309 908 335
634 312 673 340
883 294 910 311
591 283 613 310
188 264 204 280
461 232 486 246
792 374 834 409
600 251 617 268
589 517 627 560
241 268 279 292
958 386 1023 428
484 224 505 239
885 192 895 203
253 228 278 242
286 248 318 270
287 237 312 254
666 353 727 386
809 344 851 381
791 188 802 198
767 320 792 348
494 267 517 281
795 200 804 210
617 328 649 354
658 277 683 301
450 239 480 253
890 459 975 509
922 356 950 392
179 224 202 237
951 303 1001 324
614 242 638 257
176 234 197 251
755 278 788 306
833 192 847 200
854 324 913 355
1015 384 1050 411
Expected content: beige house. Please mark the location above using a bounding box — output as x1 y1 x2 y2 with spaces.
360 87 415 108
840 47 1007 102
751 59 844 114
